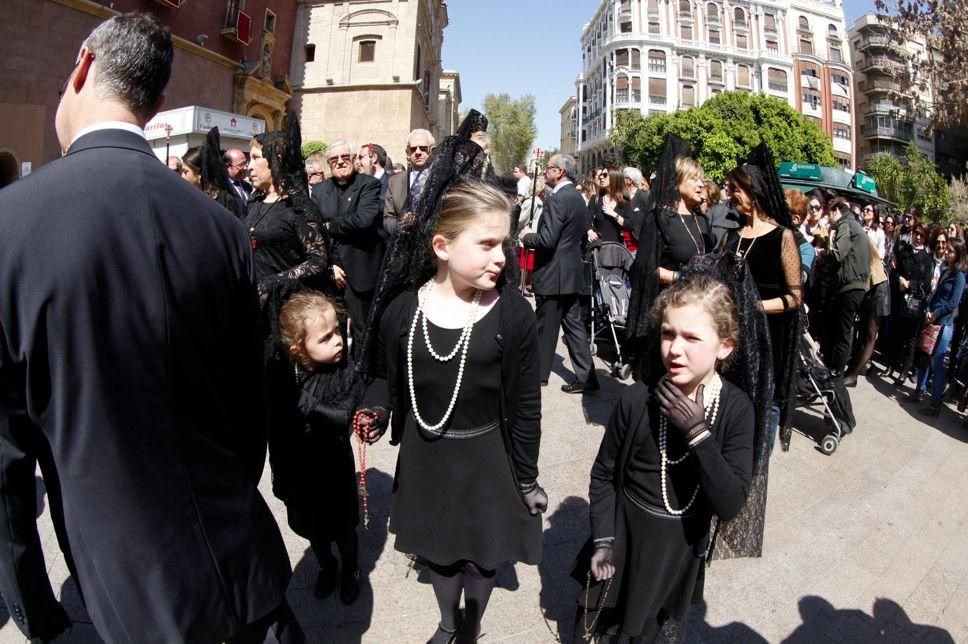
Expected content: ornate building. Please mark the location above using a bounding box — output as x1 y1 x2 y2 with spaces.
575 0 855 170
291 0 458 163
0 0 295 176
559 96 579 157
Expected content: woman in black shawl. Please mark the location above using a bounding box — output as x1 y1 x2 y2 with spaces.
626 136 711 379
721 144 804 453
180 127 246 219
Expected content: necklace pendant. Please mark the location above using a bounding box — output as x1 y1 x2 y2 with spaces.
250 236 258 250
583 633 592 642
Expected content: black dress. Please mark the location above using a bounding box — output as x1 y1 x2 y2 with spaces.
581 380 754 640
723 227 799 410
388 297 542 569
276 360 363 542
589 196 626 244
245 196 328 295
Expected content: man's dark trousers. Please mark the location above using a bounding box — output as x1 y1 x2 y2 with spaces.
535 293 595 383
826 288 866 372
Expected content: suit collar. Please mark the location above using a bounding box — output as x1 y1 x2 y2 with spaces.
66 128 156 159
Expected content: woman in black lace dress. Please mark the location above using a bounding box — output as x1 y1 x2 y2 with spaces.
180 127 245 219
722 146 803 453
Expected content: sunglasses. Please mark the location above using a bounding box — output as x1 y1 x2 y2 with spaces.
327 153 353 165
598 172 609 178
903 215 913 221
809 204 823 212
407 145 432 154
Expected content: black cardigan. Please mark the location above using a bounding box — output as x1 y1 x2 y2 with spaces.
363 287 542 485
589 381 753 542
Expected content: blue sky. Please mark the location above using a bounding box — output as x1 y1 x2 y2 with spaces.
442 0 879 151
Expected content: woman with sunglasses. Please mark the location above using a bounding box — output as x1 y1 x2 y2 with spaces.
929 227 949 291
886 222 933 385
861 204 886 260
595 168 632 244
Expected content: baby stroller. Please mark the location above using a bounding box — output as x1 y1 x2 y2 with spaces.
587 241 635 380
796 328 856 455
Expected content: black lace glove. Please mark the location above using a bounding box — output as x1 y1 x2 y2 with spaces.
520 481 548 516
655 377 708 442
590 544 615 581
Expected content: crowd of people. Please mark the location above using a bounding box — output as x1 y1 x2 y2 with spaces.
0 12 963 644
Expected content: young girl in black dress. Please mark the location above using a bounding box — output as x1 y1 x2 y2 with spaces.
582 274 755 643
360 175 546 644
277 290 363 604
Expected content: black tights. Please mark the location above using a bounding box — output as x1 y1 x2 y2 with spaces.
311 527 358 573
427 560 496 643
846 313 881 379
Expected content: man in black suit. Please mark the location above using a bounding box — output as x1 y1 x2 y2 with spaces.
224 147 253 210
520 154 599 393
384 128 436 235
0 14 298 643
312 141 385 353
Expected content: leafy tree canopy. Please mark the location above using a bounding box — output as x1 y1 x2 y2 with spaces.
301 140 327 160
481 93 538 174
610 91 836 183
865 143 950 221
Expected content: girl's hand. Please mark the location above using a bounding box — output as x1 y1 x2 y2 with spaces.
353 407 389 443
520 481 548 516
655 378 706 439
591 545 615 581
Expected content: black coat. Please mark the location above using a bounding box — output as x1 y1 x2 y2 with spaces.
0 129 290 643
521 182 587 296
363 288 542 485
312 172 386 292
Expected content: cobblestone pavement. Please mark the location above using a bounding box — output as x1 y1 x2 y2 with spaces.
3 345 967 643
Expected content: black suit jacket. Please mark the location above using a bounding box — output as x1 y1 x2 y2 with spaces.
312 172 386 292
522 182 586 296
0 129 290 643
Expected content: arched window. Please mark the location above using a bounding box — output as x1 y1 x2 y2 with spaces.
736 64 750 87
681 84 696 106
616 49 630 68
648 49 667 72
616 74 630 103
709 59 723 83
734 7 746 27
681 56 695 78
679 0 691 16
798 16 809 30
706 2 719 23
828 23 838 36
767 68 788 92
631 49 641 70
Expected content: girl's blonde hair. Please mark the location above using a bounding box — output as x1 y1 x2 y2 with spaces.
279 290 345 369
675 155 704 188
433 179 511 243
649 273 739 348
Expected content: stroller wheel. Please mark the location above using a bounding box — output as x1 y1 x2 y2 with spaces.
615 363 632 381
820 434 839 455
590 342 598 357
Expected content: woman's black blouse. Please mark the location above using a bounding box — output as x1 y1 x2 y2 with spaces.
657 209 712 271
245 197 328 294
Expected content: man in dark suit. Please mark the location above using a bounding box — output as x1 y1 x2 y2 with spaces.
224 147 253 211
312 141 385 352
384 129 436 235
0 14 298 643
520 154 599 393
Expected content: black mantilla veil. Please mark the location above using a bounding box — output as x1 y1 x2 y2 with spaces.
626 134 694 375
200 126 245 219
728 142 803 450
251 102 313 218
357 110 512 376
636 253 774 560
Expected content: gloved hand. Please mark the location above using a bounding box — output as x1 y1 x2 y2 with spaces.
353 407 389 443
655 377 707 440
520 481 548 516
296 384 318 418
590 544 615 581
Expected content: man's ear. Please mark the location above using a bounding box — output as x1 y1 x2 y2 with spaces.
72 48 95 94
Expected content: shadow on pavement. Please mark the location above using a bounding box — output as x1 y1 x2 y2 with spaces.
539 495 588 644
866 371 968 445
780 596 955 643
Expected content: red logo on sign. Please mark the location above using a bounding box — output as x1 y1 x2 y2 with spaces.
230 117 238 127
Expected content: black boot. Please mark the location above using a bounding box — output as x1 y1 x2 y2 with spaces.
340 565 361 604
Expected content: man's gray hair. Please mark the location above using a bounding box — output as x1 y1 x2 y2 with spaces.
555 154 578 180
82 13 173 115
623 167 643 185
305 161 320 174
407 129 436 147
327 140 357 155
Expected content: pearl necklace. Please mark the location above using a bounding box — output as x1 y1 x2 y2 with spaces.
658 374 722 515
407 283 482 433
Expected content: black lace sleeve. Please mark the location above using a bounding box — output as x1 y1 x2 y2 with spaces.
274 214 328 287
780 228 803 310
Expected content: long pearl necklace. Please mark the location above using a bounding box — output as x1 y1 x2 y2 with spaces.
407 282 482 433
658 374 722 515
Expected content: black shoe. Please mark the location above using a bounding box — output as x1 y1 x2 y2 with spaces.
844 375 858 388
340 566 361 604
893 376 907 387
919 404 941 418
906 390 924 404
427 623 459 644
540 379 548 387
561 380 600 394
314 566 336 599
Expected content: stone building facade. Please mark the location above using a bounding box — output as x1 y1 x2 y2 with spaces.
559 96 578 157
0 0 296 178
291 0 456 164
575 0 855 171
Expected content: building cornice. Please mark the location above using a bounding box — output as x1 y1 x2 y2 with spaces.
51 0 240 70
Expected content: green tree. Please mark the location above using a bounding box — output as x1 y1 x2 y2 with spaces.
949 173 968 224
481 93 538 174
301 140 327 159
865 143 950 222
610 91 836 183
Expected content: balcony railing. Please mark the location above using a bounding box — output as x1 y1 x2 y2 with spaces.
649 95 668 105
862 124 912 140
768 82 788 92
860 56 902 73
860 78 901 93
857 34 897 51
